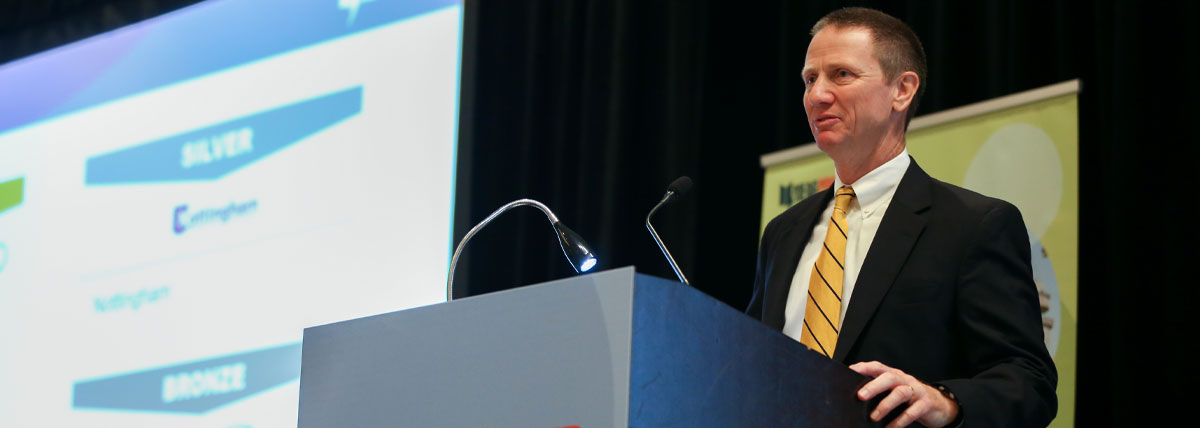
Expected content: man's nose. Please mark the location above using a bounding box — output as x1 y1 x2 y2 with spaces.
807 78 835 106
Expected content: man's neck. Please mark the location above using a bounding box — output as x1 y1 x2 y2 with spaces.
833 133 906 185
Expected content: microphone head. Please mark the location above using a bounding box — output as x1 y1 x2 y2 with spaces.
667 176 693 198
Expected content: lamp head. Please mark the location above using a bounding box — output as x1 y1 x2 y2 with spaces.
552 221 598 273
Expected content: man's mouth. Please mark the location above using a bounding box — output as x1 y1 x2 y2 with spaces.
814 114 840 128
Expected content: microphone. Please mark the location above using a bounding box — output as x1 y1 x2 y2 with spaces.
646 176 692 286
446 199 598 301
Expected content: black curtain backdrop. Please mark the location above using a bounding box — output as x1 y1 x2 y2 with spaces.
3 0 1196 425
456 1 1197 425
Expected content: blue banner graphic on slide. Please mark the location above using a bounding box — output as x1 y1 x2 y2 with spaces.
85 86 362 185
72 342 301 414
0 0 457 135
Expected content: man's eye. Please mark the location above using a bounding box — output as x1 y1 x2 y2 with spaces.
838 70 851 78
805 76 816 85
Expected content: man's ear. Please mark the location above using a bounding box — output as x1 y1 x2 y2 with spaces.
892 71 920 114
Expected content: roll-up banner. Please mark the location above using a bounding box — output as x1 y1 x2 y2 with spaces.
760 80 1079 428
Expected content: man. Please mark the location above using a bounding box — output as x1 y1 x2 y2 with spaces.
746 8 1057 428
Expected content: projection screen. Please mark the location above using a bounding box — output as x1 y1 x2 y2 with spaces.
0 0 463 426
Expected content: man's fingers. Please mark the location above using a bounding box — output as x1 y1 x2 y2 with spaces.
886 398 928 428
870 383 914 422
848 362 942 427
858 371 901 400
849 360 888 376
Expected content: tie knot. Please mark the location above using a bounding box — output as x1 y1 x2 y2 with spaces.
834 186 855 213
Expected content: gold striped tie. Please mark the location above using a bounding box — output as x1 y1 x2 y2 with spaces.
800 186 855 358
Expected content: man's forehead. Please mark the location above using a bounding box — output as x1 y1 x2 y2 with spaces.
803 26 878 70
813 25 876 45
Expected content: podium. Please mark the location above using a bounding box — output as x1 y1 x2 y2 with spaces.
297 267 877 427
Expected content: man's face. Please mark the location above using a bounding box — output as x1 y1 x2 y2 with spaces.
802 26 898 155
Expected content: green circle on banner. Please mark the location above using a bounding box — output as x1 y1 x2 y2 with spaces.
964 123 1064 240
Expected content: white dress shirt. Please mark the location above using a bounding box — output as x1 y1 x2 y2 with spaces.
781 149 911 343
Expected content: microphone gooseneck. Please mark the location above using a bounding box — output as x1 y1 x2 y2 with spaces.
646 177 692 286
446 199 598 301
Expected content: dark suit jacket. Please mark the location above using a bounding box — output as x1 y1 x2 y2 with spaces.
747 159 1057 427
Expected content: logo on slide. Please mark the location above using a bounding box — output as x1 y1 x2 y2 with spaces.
173 199 259 235
73 342 302 414
85 86 362 185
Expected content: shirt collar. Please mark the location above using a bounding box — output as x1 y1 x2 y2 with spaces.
833 148 910 217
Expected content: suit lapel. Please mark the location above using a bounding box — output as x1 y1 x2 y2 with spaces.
833 160 932 362
763 187 833 330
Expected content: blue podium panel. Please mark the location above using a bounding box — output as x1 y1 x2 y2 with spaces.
629 273 873 427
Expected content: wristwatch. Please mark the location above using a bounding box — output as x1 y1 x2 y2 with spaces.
931 383 964 427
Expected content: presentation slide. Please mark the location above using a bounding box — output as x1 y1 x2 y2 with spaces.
0 0 462 426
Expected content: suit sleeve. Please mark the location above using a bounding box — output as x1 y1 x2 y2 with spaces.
938 202 1058 427
745 217 777 319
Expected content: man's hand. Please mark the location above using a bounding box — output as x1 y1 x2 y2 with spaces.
849 361 959 428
